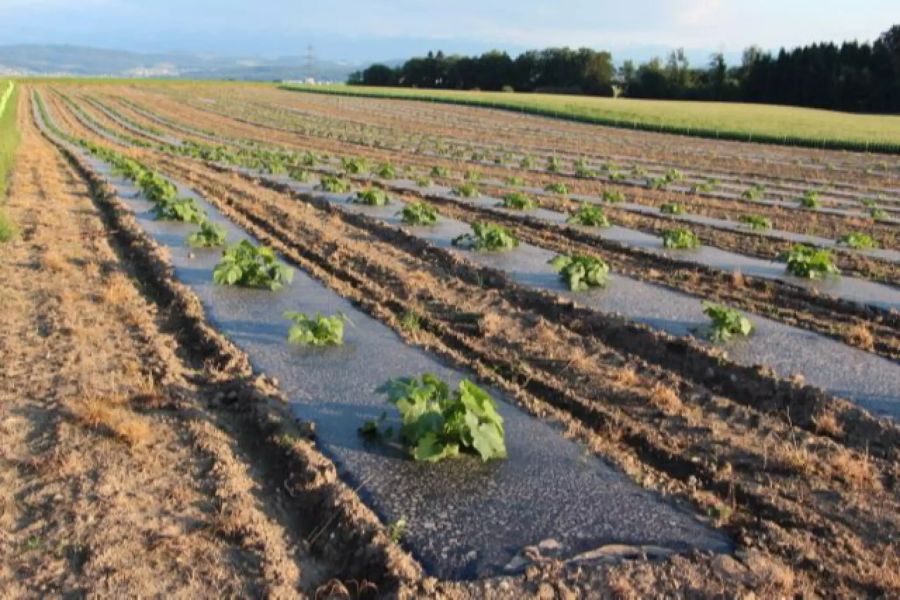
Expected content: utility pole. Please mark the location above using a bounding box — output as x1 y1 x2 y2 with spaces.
305 45 316 82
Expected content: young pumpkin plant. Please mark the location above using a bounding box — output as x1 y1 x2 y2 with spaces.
702 302 754 343
799 190 821 209
284 312 345 346
661 228 701 249
550 255 610 291
452 222 519 251
374 374 507 463
601 189 626 203
376 163 397 179
567 203 610 227
137 170 178 203
187 221 228 248
453 182 479 198
838 232 878 250
154 196 206 224
739 214 772 231
544 182 569 195
318 175 352 194
353 188 390 206
498 192 537 210
783 244 840 279
341 156 369 174
742 185 765 201
213 240 294 290
660 202 685 215
398 202 439 226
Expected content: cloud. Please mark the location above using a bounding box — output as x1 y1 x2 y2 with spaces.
674 0 724 27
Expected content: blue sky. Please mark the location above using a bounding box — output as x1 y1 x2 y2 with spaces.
2 0 897 63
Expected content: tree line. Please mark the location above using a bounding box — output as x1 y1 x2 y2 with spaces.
348 25 900 113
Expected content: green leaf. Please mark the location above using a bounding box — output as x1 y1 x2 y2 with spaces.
370 375 506 463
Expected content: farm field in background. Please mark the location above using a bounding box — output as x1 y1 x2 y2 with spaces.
286 83 900 151
3 79 900 597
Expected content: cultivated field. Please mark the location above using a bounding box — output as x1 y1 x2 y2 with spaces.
287 83 900 150
2 80 899 598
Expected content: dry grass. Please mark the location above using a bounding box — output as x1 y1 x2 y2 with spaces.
71 396 153 447
843 322 875 350
103 272 135 306
812 410 844 437
40 249 69 273
830 449 881 491
771 441 813 475
614 366 641 387
731 270 745 288
649 383 682 411
479 311 503 337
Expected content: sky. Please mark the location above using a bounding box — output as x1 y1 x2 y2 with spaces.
1 0 897 64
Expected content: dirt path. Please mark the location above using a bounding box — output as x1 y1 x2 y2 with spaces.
0 88 320 598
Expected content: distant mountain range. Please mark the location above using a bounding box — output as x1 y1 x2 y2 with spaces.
0 44 361 81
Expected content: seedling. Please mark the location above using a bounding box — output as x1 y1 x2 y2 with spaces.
870 208 888 221
154 196 206 224
544 182 569 194
111 158 146 180
464 170 482 182
648 168 684 190
387 518 407 543
702 302 754 342
691 179 719 193
498 192 537 210
567 203 610 227
453 182 479 198
413 175 433 187
739 214 772 231
284 311 345 346
838 232 878 250
430 165 450 178
602 189 626 203
546 156 562 173
399 310 423 332
660 202 685 215
799 191 821 209
550 254 610 291
375 374 507 462
353 188 390 206
520 156 535 169
665 168 684 182
742 185 765 201
300 151 318 166
137 171 177 203
783 244 840 279
187 221 228 248
264 160 287 175
213 240 294 290
398 202 439 226
452 222 519 251
574 159 597 178
318 175 352 193
289 168 311 182
661 228 701 249
376 163 397 179
505 176 525 186
341 156 369 174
